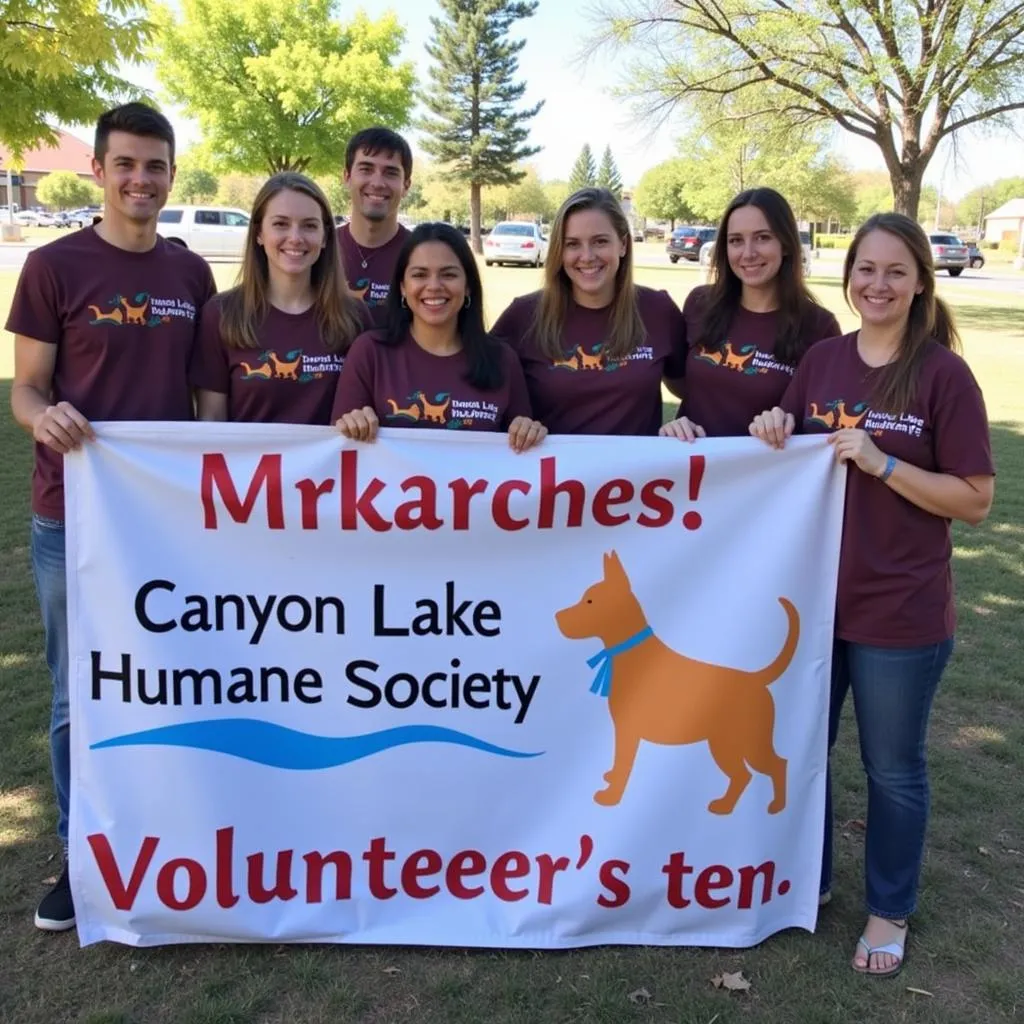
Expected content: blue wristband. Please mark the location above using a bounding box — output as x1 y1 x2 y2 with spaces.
878 454 897 482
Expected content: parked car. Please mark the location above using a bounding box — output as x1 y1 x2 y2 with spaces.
15 209 57 227
156 205 251 257
928 233 968 276
966 243 985 269
484 221 548 267
667 225 716 263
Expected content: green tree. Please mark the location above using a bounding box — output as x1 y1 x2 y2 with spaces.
543 179 570 214
588 0 1024 219
172 150 220 204
596 145 623 199
568 144 597 193
0 1 151 161
663 89 852 226
418 0 543 253
214 173 263 210
633 159 693 228
35 171 100 211
154 0 415 176
957 177 1024 235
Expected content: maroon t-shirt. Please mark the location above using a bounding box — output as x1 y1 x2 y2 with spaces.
190 295 370 425
337 223 410 327
782 332 994 646
331 330 532 431
5 228 216 519
491 286 687 435
680 285 841 436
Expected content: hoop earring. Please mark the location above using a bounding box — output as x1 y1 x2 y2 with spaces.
400 295 407 308
464 295 472 308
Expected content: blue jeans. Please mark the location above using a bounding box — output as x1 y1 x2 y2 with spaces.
30 515 69 850
821 636 954 919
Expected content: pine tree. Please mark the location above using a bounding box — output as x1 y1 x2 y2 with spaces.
568 144 597 193
419 0 543 253
596 145 623 199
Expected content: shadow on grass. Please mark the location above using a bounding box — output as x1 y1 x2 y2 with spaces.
951 305 1024 335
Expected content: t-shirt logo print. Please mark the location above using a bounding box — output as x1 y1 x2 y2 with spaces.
550 343 634 373
386 391 453 425
88 293 162 328
240 349 314 383
806 399 869 431
696 341 757 373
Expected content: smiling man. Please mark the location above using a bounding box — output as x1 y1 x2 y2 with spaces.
6 102 216 933
338 127 413 325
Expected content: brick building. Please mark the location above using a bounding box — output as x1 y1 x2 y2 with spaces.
0 130 94 209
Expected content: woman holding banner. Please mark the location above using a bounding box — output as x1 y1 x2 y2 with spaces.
660 187 840 440
491 187 687 436
332 222 546 451
191 173 367 424
749 213 994 976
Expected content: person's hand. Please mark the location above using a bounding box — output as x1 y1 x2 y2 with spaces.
508 416 547 452
749 407 794 449
335 407 379 443
659 416 706 442
828 428 887 476
31 401 94 454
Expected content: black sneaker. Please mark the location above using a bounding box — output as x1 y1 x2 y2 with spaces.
34 862 76 932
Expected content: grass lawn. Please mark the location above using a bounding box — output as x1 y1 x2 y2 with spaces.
1 261 1023 1023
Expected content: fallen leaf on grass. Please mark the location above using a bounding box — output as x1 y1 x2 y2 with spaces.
627 987 652 1005
382 966 401 975
978 846 991 856
906 987 934 997
42 876 56 886
711 971 751 992
842 819 866 832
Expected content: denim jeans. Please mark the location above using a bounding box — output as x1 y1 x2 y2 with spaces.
29 515 69 850
820 636 954 919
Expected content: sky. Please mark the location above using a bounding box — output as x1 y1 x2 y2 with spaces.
85 0 1024 201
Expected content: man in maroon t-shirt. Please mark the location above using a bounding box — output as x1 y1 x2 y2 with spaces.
6 103 216 933
337 128 413 326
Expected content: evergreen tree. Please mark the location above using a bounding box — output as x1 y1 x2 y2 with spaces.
419 0 543 253
596 145 623 199
568 144 597 193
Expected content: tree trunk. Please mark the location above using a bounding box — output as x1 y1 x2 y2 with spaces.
470 182 482 255
891 167 924 221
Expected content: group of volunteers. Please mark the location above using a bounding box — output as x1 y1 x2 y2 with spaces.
8 102 994 979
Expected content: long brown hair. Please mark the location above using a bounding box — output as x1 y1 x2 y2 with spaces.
532 187 645 361
843 213 961 413
220 172 362 351
697 187 824 366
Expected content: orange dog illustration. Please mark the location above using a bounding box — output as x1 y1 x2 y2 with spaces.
555 552 798 814
120 294 149 324
576 345 605 370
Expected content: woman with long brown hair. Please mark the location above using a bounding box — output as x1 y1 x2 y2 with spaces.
191 172 367 423
491 187 686 436
751 213 995 976
662 187 839 440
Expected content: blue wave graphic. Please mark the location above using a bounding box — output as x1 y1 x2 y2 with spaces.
90 719 543 769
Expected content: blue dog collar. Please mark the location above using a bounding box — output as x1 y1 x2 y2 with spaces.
586 626 654 698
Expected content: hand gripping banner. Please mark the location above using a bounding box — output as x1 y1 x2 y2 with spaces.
65 425 844 948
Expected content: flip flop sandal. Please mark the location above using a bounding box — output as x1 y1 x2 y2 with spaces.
852 927 907 978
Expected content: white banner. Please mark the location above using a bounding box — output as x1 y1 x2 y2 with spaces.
66 425 844 948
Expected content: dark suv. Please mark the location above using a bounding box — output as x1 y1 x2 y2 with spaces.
667 225 716 263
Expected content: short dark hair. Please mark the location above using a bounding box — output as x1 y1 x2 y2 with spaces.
382 222 502 390
345 127 413 181
94 103 176 167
